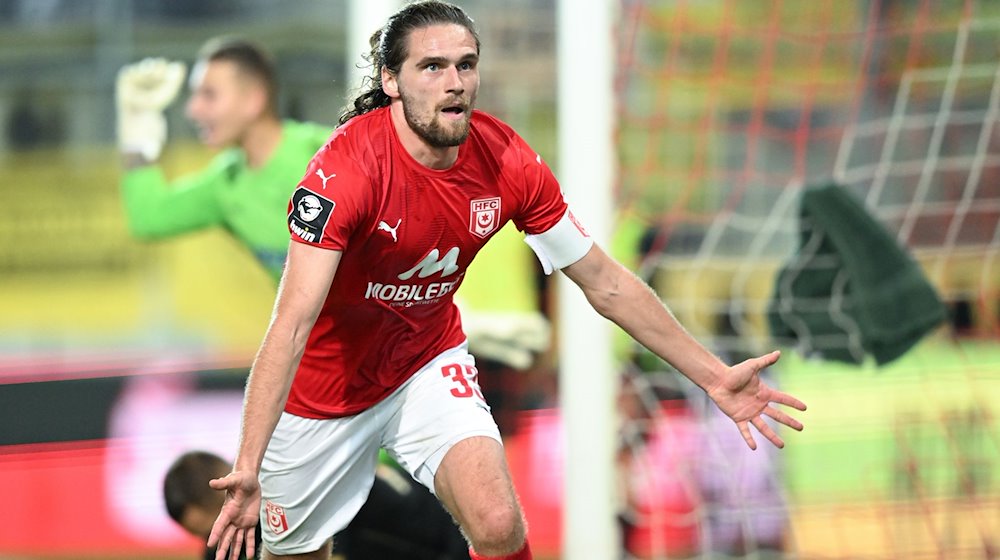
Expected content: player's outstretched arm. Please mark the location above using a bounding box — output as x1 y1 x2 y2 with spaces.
207 241 342 560
560 244 806 449
117 58 231 240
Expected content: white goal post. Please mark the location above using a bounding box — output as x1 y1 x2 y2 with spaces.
557 0 618 559
347 0 402 95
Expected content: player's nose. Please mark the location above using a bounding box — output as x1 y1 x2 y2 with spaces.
185 94 201 121
444 66 463 94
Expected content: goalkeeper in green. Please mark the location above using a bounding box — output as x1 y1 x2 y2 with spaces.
116 37 331 282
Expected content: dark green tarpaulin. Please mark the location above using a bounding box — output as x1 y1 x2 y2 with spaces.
768 183 947 365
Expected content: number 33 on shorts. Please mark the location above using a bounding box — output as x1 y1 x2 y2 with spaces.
440 363 484 400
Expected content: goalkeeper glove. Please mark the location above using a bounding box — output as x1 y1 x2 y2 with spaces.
116 57 187 161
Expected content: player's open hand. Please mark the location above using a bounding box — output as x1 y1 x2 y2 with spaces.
706 350 807 450
207 470 261 560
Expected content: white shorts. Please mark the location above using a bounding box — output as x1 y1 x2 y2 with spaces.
258 342 501 555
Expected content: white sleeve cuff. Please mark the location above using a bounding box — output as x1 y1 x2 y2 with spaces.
523 210 594 275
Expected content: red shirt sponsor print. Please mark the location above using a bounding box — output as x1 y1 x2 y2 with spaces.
285 107 567 418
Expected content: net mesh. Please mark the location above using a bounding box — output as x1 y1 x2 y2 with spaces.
613 1 1000 558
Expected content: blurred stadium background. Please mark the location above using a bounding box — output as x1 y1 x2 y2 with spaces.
0 0 998 559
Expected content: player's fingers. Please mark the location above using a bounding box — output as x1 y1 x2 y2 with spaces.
137 58 163 82
246 525 256 559
165 61 187 87
206 512 228 548
229 529 244 560
215 525 236 560
752 416 784 449
208 475 234 491
772 390 807 411
763 405 803 431
737 420 757 450
749 349 780 371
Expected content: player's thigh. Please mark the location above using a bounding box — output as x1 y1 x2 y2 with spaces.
260 411 382 556
433 435 523 539
381 343 503 491
381 343 520 537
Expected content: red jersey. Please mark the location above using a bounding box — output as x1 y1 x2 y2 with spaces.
285 107 567 418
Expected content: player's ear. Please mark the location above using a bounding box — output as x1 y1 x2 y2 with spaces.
382 67 399 99
244 81 269 118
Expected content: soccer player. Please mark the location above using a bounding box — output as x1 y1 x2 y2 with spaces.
207 3 808 560
117 36 472 559
164 451 470 560
116 37 332 281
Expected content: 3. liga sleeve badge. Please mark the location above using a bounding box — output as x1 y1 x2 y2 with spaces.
289 187 335 243
469 197 501 238
265 500 289 535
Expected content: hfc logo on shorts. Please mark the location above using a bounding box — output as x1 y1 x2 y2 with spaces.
469 197 501 238
265 500 289 535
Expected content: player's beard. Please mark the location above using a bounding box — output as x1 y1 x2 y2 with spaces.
400 90 474 148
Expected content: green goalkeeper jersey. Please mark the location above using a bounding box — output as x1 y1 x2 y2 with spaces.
121 120 331 282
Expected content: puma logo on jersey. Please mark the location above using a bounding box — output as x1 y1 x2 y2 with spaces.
378 218 401 242
315 168 336 189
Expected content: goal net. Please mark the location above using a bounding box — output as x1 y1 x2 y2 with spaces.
613 0 1000 558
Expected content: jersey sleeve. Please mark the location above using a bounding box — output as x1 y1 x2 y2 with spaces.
120 158 228 239
510 135 566 236
288 141 373 251
508 135 593 273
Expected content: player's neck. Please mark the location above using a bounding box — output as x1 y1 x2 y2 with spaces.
240 115 283 169
389 103 459 170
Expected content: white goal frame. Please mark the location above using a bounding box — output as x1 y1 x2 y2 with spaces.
557 0 618 558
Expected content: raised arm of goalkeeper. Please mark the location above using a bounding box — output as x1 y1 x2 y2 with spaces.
115 56 229 239
561 243 807 450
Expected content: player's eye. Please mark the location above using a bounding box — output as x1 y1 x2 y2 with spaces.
426 63 439 72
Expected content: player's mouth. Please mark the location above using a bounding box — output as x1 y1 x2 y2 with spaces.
440 103 467 120
193 122 224 145
192 121 212 138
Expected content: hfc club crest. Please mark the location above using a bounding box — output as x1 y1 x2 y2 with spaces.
265 500 289 535
469 197 501 238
